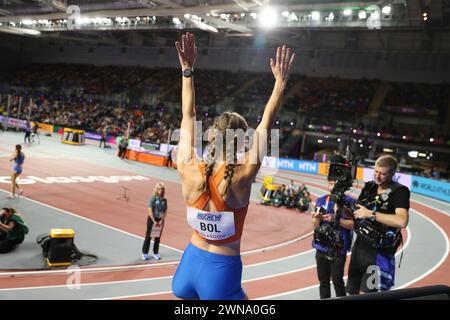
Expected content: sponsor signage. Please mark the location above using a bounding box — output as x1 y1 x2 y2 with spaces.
363 168 412 189
277 158 318 174
141 142 160 151
411 176 450 203
128 139 141 150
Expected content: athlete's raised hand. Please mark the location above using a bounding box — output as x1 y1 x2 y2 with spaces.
270 45 295 89
175 32 197 70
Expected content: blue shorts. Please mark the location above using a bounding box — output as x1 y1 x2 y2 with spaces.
172 242 246 300
13 166 22 175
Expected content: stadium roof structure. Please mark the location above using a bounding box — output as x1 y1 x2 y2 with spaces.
0 0 445 38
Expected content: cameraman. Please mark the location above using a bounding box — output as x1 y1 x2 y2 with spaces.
312 156 355 299
347 155 410 294
0 207 29 253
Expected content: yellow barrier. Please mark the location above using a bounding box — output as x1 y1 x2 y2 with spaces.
62 128 85 145
35 122 54 133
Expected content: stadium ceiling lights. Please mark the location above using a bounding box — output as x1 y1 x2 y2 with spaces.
259 6 278 28
371 11 380 20
418 152 427 157
311 11 320 21
21 19 33 26
282 11 298 22
381 6 392 15
408 151 418 158
75 17 91 26
358 11 367 19
343 9 352 16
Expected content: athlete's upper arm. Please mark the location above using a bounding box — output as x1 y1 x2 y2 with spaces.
177 115 196 166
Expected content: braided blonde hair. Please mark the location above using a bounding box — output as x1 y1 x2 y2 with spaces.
202 112 248 196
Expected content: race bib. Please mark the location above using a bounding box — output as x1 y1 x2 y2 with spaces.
187 207 235 241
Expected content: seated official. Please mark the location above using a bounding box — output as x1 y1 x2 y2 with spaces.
0 207 29 253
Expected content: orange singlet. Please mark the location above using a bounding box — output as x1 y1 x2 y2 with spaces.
187 163 248 245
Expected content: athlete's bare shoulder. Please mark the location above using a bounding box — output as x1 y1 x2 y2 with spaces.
178 162 203 203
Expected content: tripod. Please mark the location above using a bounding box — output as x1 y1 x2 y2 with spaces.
117 186 130 202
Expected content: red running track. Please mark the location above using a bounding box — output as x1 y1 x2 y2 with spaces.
0 156 448 299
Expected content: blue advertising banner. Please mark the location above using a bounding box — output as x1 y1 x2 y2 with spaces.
0 116 27 129
276 158 318 174
411 176 450 203
85 132 101 140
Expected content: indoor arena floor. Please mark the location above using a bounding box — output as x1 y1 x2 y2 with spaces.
0 131 448 300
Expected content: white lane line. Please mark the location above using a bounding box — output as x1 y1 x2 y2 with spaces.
0 240 316 278
0 229 315 277
255 225 412 300
0 261 179 277
2 170 443 298
0 275 173 292
0 189 183 253
0 247 313 292
0 187 320 287
0 186 407 292
0 188 316 276
93 290 173 300
244 248 314 269
396 208 450 289
8 186 429 299
25 226 411 299
242 232 314 256
409 201 450 218
91 225 413 301
254 282 323 300
413 193 450 208
98 265 319 300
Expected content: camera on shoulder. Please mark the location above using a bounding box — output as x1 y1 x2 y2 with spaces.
313 155 357 260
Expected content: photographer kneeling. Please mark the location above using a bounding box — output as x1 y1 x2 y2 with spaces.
0 207 29 253
347 155 410 294
312 155 355 299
